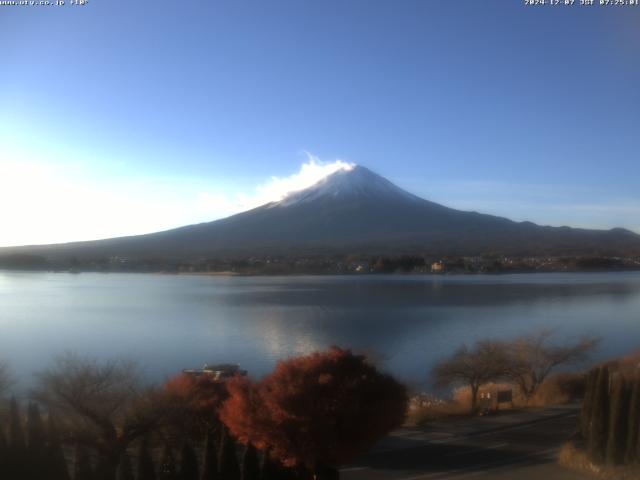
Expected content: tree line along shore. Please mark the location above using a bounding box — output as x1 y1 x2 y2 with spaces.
1 253 639 275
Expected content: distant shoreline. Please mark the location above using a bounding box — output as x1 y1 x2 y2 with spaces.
1 267 640 277
1 253 640 276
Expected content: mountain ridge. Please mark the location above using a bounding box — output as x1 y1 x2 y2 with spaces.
2 165 640 260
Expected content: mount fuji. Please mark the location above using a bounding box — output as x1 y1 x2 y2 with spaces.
3 165 640 259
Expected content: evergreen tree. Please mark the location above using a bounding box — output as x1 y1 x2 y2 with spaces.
587 366 610 464
311 466 339 480
137 440 157 480
637 410 640 463
95 453 120 480
27 403 46 451
606 377 629 465
627 380 640 464
218 430 241 480
259 452 279 480
159 445 179 480
241 443 260 480
259 452 296 480
581 368 598 438
0 427 8 478
201 431 219 480
116 454 135 480
8 397 27 480
179 441 199 480
294 465 314 480
27 403 47 479
47 414 71 480
9 398 26 450
74 444 94 480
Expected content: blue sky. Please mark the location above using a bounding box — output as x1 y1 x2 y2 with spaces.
1 0 639 246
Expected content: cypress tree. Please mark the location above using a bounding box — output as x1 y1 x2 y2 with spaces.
137 440 157 480
27 403 46 452
259 452 296 480
116 454 135 480
278 462 298 480
587 366 610 464
200 431 219 480
627 379 640 464
259 452 279 480
74 444 94 480
27 403 47 479
218 430 240 480
241 443 260 480
637 408 640 463
9 398 26 450
581 368 598 439
312 466 339 480
179 441 199 480
295 465 314 480
8 397 27 480
95 453 119 480
0 427 8 478
606 377 629 465
158 445 179 480
47 414 71 480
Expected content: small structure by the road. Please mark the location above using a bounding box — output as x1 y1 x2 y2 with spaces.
479 388 514 413
497 389 513 405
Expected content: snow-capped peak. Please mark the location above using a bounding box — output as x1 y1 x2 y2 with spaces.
273 165 420 207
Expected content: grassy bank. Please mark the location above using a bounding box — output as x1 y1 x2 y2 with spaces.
559 442 640 479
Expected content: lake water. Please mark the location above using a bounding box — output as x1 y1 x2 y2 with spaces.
1 271 639 390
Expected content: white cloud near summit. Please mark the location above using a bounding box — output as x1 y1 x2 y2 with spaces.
247 153 355 206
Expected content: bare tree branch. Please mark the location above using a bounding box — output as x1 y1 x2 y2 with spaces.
432 340 510 413
504 331 599 399
31 353 162 479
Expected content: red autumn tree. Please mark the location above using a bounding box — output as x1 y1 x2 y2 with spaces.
220 347 408 479
162 373 229 437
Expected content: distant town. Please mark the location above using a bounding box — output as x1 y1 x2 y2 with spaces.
1 253 639 275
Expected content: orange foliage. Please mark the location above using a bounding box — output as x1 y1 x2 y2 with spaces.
164 374 229 412
220 347 408 471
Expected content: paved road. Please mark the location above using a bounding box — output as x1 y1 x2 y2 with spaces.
341 407 585 480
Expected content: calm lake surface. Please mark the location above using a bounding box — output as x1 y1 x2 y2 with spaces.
1 271 639 389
